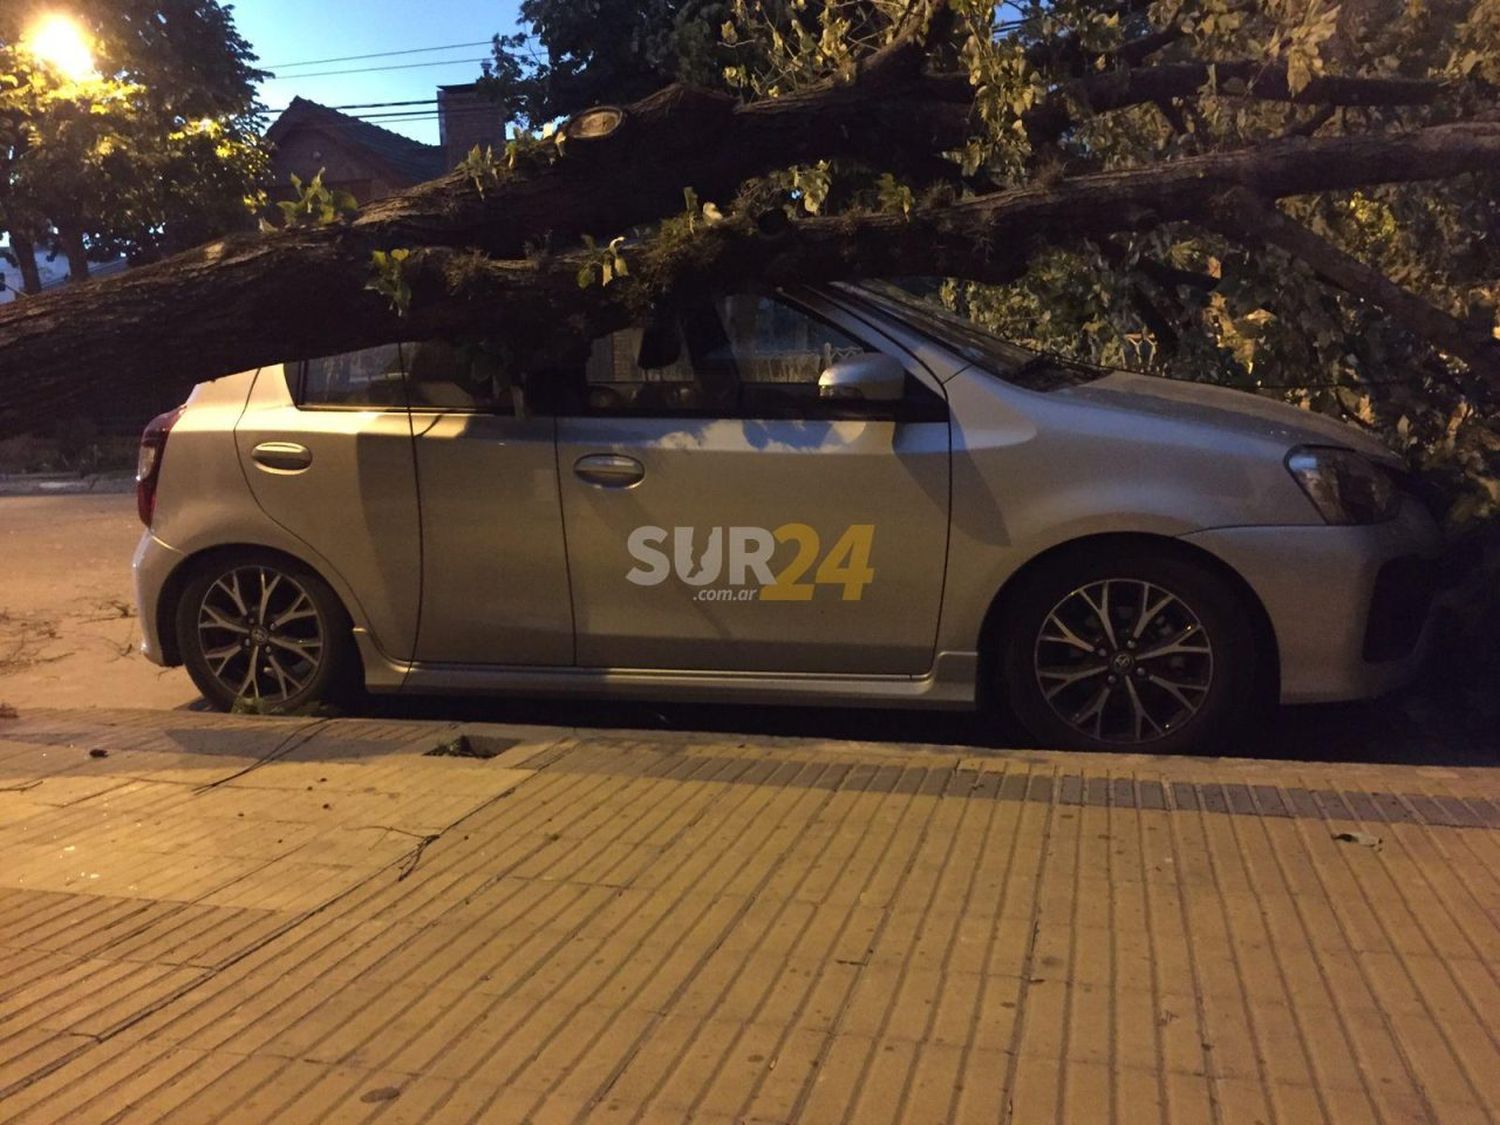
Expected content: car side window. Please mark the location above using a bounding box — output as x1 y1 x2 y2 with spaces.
299 345 405 408
575 293 944 421
580 320 706 414
404 339 515 414
705 293 873 418
296 341 515 414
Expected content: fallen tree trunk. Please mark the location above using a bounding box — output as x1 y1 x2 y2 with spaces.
0 20 974 431
3 120 1497 434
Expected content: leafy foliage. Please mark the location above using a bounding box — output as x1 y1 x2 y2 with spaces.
367 248 413 316
0 0 268 282
576 235 631 288
266 170 357 230
710 0 1500 528
483 0 737 127
457 144 503 197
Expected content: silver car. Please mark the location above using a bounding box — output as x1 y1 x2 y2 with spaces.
131 282 1444 752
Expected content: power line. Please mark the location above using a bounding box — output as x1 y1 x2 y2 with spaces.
264 98 440 114
264 41 495 70
260 105 503 126
263 56 491 80
264 101 503 118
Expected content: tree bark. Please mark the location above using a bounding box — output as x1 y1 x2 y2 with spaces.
3 120 1498 435
1206 187 1500 379
354 26 973 259
58 226 90 283
8 233 43 295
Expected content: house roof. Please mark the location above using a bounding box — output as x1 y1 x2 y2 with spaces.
265 96 445 186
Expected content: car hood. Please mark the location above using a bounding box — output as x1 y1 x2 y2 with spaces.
1056 371 1399 464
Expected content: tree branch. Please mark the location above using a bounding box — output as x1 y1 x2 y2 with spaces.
1205 187 1500 379
357 3 969 256
1025 59 1462 148
5 120 1498 434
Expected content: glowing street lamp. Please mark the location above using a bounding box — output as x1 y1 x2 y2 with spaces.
24 13 97 82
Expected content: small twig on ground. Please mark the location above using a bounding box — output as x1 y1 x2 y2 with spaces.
397 834 443 882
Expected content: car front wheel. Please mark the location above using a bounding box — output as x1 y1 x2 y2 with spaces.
998 546 1258 754
176 552 356 712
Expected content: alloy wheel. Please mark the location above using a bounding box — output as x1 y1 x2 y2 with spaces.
195 565 325 705
1033 578 1214 744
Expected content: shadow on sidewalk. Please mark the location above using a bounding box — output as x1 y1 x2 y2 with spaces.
348 688 1498 769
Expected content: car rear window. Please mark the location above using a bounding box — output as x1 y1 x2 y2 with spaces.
300 345 405 406
296 341 516 413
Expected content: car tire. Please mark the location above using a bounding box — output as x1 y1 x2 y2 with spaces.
998 545 1258 754
176 551 358 713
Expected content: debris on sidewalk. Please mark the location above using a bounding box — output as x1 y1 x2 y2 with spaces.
1332 829 1382 848
424 733 519 759
0 702 17 720
88 747 109 759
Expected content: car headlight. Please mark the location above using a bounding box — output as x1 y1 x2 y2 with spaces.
1285 445 1401 525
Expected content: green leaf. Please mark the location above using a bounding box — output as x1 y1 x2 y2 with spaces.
1287 52 1312 96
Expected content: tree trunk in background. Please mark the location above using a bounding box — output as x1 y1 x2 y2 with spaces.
59 227 89 283
9 233 43 295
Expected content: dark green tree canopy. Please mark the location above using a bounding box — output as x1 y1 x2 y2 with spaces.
0 0 266 291
482 0 737 125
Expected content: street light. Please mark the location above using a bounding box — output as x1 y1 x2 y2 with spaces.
24 13 97 81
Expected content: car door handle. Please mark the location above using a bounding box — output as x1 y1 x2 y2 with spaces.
574 453 644 489
250 441 313 473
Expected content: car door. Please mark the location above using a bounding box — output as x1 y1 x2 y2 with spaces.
234 345 423 665
554 290 951 675
402 338 573 665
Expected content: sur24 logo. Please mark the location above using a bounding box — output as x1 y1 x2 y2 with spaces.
626 524 876 601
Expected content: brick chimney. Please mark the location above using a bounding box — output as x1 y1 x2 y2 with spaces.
438 83 508 170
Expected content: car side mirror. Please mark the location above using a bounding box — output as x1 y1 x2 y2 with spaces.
817 353 906 403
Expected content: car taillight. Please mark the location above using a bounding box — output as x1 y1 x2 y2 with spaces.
136 406 184 527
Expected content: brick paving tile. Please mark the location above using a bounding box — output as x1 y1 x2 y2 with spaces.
0 707 1498 1123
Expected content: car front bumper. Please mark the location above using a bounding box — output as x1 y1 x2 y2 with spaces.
1182 498 1447 705
132 531 186 666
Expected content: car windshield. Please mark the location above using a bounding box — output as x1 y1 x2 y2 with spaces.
838 280 1107 392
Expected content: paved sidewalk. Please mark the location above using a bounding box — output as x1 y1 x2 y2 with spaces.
1 709 1498 1123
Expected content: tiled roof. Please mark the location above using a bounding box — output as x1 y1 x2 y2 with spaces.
265 96 445 185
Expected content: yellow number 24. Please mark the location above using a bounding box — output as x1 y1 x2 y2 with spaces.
815 524 876 601
760 523 876 602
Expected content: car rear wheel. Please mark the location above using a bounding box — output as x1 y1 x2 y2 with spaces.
176 552 356 712
998 546 1257 754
